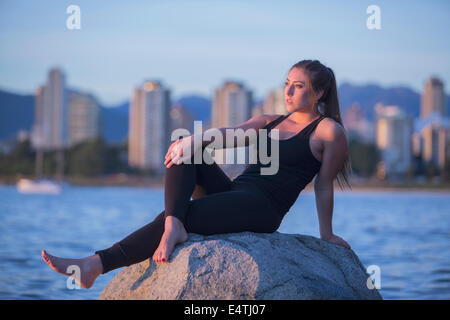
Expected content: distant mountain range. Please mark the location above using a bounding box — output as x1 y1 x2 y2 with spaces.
99 101 129 144
1 83 448 144
176 95 211 122
0 90 34 141
338 82 424 121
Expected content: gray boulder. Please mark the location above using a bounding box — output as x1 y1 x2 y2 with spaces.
99 232 382 300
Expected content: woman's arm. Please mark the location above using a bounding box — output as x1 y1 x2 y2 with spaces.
199 114 271 149
313 119 351 249
164 114 275 168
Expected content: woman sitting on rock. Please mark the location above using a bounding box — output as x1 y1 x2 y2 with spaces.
42 59 352 289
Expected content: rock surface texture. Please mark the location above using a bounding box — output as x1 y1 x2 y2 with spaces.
99 232 382 300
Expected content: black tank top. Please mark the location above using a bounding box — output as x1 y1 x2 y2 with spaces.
232 113 327 214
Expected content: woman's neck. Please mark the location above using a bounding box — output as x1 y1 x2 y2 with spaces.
288 109 322 124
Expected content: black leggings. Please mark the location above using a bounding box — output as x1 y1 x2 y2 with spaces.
95 151 283 274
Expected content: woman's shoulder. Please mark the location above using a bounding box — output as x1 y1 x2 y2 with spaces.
317 115 347 141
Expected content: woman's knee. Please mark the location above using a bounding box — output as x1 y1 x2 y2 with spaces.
165 161 194 171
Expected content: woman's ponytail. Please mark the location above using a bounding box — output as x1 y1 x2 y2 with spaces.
291 60 352 190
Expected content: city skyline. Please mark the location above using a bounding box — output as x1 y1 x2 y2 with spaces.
25 66 449 179
0 65 448 183
1 1 449 105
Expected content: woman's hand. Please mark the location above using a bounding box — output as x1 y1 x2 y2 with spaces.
321 233 351 249
164 135 198 168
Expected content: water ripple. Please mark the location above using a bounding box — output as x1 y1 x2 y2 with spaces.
1 185 449 299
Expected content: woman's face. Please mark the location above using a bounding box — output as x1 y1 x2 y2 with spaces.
284 67 317 113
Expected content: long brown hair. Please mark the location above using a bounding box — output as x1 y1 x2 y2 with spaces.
290 59 352 190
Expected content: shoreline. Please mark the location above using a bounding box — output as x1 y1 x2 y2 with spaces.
2 175 450 193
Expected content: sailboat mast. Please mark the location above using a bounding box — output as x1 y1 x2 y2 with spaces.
56 148 64 183
35 148 43 179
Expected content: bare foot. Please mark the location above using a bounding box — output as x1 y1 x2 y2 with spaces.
41 250 103 289
153 216 188 263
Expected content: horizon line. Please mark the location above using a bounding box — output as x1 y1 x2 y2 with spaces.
0 79 447 107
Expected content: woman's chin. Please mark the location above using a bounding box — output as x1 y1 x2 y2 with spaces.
286 104 297 112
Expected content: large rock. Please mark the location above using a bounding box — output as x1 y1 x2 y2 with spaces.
99 232 382 300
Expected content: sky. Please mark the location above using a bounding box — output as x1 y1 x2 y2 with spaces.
0 0 449 105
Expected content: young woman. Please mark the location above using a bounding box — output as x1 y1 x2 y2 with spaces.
41 59 352 289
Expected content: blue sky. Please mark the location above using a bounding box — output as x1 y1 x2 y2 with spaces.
0 0 449 105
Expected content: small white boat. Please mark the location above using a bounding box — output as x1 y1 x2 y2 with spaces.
17 178 62 195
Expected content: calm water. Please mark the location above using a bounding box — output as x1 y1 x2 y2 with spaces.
0 185 449 300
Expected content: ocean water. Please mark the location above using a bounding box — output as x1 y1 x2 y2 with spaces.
0 185 449 300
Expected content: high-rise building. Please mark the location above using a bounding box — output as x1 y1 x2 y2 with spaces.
374 104 413 177
212 81 252 129
420 119 450 171
31 86 46 150
47 68 67 149
32 68 67 150
170 103 194 134
128 80 171 173
262 87 287 115
421 77 445 119
418 77 448 171
67 92 100 147
211 81 253 173
342 102 374 142
421 125 439 166
437 126 450 171
251 103 264 118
